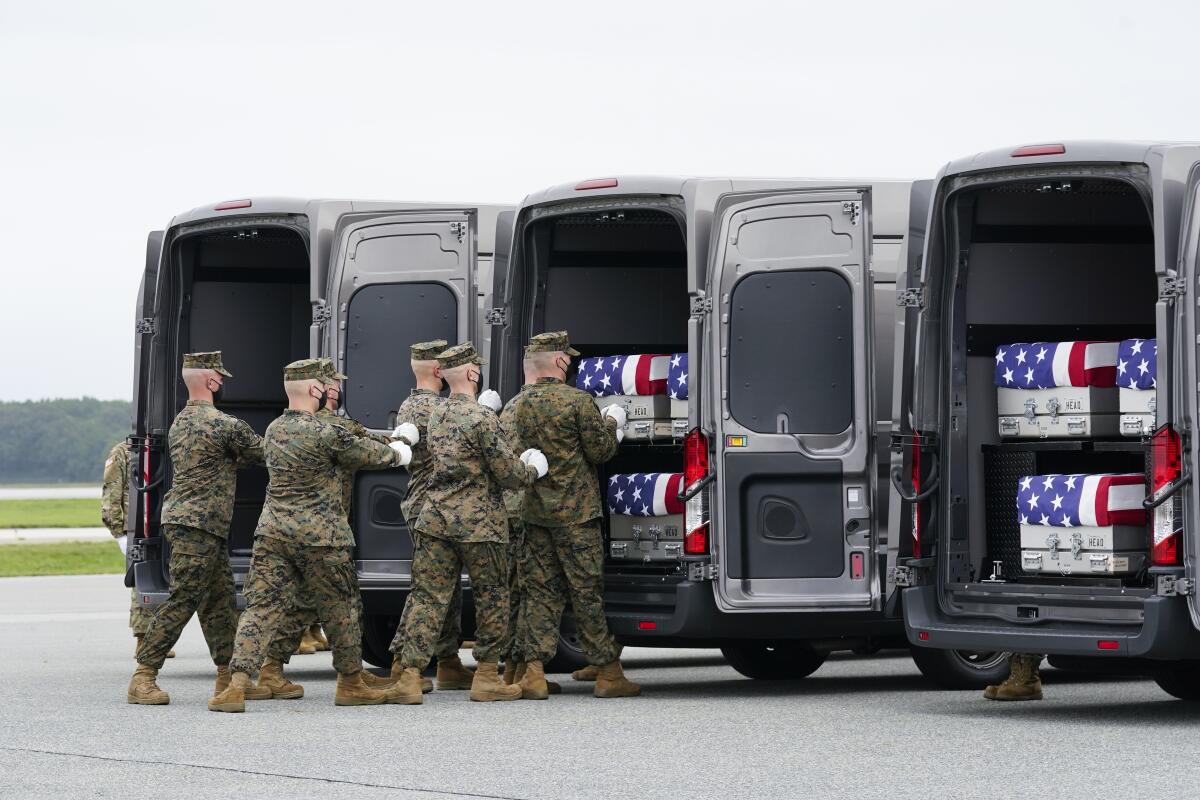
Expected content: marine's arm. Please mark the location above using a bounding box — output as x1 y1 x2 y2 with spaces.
100 445 128 538
330 426 405 471
224 417 265 468
578 395 621 465
479 411 538 489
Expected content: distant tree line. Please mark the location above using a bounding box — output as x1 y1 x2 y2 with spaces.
0 398 131 484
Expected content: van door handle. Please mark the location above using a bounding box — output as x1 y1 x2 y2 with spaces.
890 462 940 503
678 471 717 503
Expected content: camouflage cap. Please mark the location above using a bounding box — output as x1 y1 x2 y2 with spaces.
317 357 347 381
411 339 449 361
182 351 233 377
526 331 580 357
283 358 329 382
437 342 485 370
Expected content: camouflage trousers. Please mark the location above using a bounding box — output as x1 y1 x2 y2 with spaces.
230 536 364 676
129 588 153 636
504 520 525 662
521 521 619 666
262 601 320 663
387 533 464 665
136 525 238 670
398 534 508 667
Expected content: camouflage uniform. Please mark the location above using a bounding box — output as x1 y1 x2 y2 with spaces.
397 343 538 669
230 358 405 677
101 441 153 636
137 352 265 670
499 393 529 662
507 333 622 667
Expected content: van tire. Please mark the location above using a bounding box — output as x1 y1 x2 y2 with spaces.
1153 663 1200 701
910 646 1011 689
545 616 588 674
720 642 828 680
360 613 399 669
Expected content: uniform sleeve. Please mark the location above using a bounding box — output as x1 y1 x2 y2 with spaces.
478 410 537 490
499 401 526 453
577 395 620 465
100 445 128 538
329 426 403 471
343 416 392 445
224 417 265 468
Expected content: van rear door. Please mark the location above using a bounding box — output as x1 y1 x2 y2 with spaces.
1178 168 1200 627
709 188 877 611
326 210 477 571
130 230 163 540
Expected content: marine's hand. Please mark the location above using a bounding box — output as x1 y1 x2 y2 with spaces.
602 404 628 429
388 440 413 466
391 422 419 446
117 535 128 556
614 428 625 444
478 389 502 413
521 448 548 478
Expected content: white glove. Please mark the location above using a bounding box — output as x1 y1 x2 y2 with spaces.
602 404 628 429
391 422 419 446
117 535 128 556
389 440 413 466
520 448 548 478
478 389 502 413
614 428 625 444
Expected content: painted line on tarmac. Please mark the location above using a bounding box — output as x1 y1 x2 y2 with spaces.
0 611 127 624
0 746 532 800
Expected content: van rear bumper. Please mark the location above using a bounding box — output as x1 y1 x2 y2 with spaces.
903 584 1200 660
604 572 900 646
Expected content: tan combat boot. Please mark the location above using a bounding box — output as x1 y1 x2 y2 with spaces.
127 665 169 705
208 671 250 713
594 660 641 698
991 654 1044 701
360 670 398 689
503 660 518 685
334 670 389 706
216 666 272 701
295 628 319 655
470 661 523 702
572 664 599 682
309 624 330 652
390 657 433 693
385 667 425 705
257 657 304 699
436 655 475 690
518 660 550 700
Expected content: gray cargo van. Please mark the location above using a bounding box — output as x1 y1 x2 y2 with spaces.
488 176 1010 685
896 142 1200 700
127 197 516 667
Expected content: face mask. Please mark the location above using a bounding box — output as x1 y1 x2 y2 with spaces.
311 386 328 412
557 356 576 384
468 369 482 396
208 377 224 404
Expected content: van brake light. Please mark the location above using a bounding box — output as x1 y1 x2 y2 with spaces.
1150 425 1183 566
683 429 710 555
911 433 922 558
1011 144 1066 157
575 179 618 191
214 199 252 210
142 441 152 539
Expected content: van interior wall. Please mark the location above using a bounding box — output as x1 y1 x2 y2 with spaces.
177 228 309 553
956 180 1155 582
527 209 689 546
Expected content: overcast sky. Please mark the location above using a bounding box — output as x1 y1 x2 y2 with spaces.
1 0 1196 402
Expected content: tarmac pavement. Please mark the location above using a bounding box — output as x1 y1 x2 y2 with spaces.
1 574 1199 799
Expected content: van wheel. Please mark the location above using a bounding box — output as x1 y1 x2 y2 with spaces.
910 646 1010 689
544 616 589 674
360 613 399 670
1154 663 1200 701
720 642 828 680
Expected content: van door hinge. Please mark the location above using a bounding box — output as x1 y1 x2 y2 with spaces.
485 307 507 326
449 221 467 243
891 565 912 588
135 317 156 335
312 301 332 325
842 201 862 226
689 295 713 318
688 562 718 581
896 288 925 309
1159 277 1187 301
1156 575 1195 596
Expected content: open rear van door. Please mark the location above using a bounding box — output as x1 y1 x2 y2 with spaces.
326 210 477 568
130 231 163 541
485 209 515 389
1177 168 1200 628
709 188 878 611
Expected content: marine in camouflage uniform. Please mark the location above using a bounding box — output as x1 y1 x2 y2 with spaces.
101 440 160 651
212 358 410 711
507 332 639 698
394 343 539 702
387 340 466 678
132 353 263 674
264 358 392 663
498 394 528 670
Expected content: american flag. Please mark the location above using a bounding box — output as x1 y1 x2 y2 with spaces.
1015 473 1146 528
606 473 684 516
577 354 669 397
667 353 688 400
1117 338 1156 391
994 341 1118 389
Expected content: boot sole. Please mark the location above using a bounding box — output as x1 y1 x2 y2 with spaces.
994 692 1044 701
334 696 387 706
386 693 424 705
207 701 245 713
521 687 550 700
436 680 473 691
269 688 304 700
470 690 523 702
127 695 169 705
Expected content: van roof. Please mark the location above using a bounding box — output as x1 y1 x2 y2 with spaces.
942 140 1200 177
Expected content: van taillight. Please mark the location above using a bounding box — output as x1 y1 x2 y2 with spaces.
142 441 152 538
1150 425 1183 566
683 429 710 555
1011 144 1066 157
911 433 922 558
214 199 252 210
575 178 618 191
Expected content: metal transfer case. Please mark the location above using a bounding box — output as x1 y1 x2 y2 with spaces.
608 513 685 562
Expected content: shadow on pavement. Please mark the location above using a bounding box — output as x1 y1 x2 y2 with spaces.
931 696 1200 724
